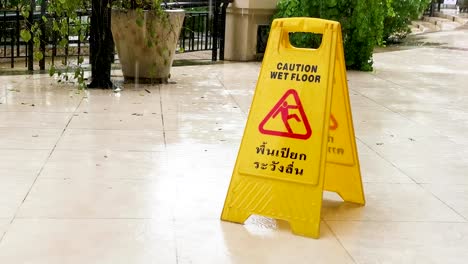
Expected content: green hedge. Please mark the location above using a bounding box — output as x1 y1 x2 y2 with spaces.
383 0 432 42
274 0 431 71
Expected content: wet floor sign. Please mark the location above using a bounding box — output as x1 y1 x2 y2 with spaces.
221 18 365 238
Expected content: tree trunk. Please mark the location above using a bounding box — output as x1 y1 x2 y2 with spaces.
27 0 35 72
88 0 114 88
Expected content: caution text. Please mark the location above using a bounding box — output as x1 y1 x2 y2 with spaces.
270 62 321 83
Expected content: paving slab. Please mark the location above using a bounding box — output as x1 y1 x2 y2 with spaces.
0 23 467 264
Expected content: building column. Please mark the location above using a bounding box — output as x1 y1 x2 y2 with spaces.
224 0 277 61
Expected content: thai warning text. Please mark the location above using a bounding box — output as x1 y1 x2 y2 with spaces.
252 142 306 176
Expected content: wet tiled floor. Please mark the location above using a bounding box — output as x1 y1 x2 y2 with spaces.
0 43 468 263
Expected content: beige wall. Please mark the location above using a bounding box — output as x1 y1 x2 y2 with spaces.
224 0 278 61
231 0 277 9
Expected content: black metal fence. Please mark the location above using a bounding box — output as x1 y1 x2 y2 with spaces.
424 0 444 16
0 0 230 70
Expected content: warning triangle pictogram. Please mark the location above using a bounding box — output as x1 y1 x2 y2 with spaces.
258 89 312 140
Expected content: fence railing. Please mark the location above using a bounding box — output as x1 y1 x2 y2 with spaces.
0 0 231 70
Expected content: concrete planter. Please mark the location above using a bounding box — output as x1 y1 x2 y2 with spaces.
111 9 185 83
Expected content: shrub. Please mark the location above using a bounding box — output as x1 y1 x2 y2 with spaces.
382 0 432 42
274 0 384 71
274 0 434 70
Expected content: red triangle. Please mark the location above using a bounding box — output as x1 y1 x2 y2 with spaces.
258 89 312 140
330 114 338 131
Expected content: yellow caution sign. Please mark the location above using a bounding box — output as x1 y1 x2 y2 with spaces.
221 18 365 238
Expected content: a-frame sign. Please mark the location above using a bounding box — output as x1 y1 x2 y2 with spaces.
221 18 365 238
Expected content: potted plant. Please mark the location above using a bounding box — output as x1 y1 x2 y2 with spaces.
111 0 185 83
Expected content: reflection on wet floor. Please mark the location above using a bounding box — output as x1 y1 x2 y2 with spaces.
0 12 468 264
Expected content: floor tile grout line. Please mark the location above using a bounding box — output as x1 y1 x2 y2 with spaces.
0 216 12 244
161 80 187 264
47 127 165 131
6 216 466 223
172 205 179 264
34 149 167 153
216 74 249 117
158 85 167 147
357 137 468 221
9 94 86 223
323 220 358 264
421 187 468 222
356 137 419 184
0 147 55 151
12 217 173 220
0 111 78 114
361 181 468 185
351 73 467 147
0 126 74 129
0 94 86 245
50 128 167 131
322 219 468 223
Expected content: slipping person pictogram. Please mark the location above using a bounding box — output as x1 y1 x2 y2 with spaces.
259 89 312 140
273 101 301 134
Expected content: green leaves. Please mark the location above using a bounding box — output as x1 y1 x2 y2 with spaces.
21 10 30 18
136 8 144 27
33 51 44 61
20 29 32 42
146 38 154 48
59 38 68 47
11 0 90 89
274 0 384 71
382 0 432 41
74 68 81 79
136 16 144 27
20 4 30 19
49 65 56 77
